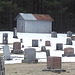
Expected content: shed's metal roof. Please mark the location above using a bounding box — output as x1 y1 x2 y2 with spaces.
33 14 54 21
20 13 37 20
15 13 54 21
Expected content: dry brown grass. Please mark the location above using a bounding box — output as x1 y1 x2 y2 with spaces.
5 62 75 75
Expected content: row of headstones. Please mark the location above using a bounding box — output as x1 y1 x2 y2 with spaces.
51 31 73 38
3 42 48 60
0 57 5 75
32 38 73 48
2 47 66 74
12 28 74 38
2 29 75 44
2 33 73 49
2 46 61 74
3 45 73 70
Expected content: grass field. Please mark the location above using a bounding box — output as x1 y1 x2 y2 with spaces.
5 62 75 75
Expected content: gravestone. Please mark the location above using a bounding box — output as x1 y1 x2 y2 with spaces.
3 45 12 60
11 42 23 54
62 47 75 57
13 42 21 50
67 31 72 37
0 57 5 75
46 50 50 57
32 40 38 47
22 48 37 63
47 56 61 69
51 31 57 38
64 47 74 55
3 33 8 44
22 45 24 48
41 46 46 51
13 27 18 38
56 43 63 50
71 36 75 40
20 39 23 43
45 41 51 46
66 38 72 45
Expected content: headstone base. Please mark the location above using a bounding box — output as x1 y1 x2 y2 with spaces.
62 54 75 57
13 36 18 39
42 68 66 73
22 59 38 63
4 56 12 60
11 50 23 54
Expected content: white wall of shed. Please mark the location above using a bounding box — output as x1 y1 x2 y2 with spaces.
17 16 25 32
25 20 52 33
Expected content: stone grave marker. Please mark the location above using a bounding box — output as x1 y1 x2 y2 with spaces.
13 27 18 38
64 47 74 55
13 42 21 50
67 31 72 37
62 47 75 57
3 45 12 60
66 38 72 45
20 39 23 43
41 46 46 51
71 36 75 40
32 40 38 47
47 56 61 69
3 33 8 44
51 31 57 38
22 48 37 63
11 42 23 54
46 50 50 57
0 57 5 75
56 43 63 50
45 41 51 46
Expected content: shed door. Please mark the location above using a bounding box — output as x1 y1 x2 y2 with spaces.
17 19 25 32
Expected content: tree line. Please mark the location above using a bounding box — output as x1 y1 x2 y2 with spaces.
0 0 75 33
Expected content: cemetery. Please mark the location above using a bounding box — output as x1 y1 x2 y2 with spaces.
0 30 75 74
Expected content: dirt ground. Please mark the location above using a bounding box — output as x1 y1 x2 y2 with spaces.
5 62 75 75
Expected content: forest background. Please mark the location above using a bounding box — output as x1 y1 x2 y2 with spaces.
0 0 75 33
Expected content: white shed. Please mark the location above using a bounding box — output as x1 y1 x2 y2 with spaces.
15 13 54 33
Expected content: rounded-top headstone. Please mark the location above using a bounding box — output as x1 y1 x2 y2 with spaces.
56 43 63 50
51 31 57 38
66 38 72 45
13 42 21 50
67 31 72 37
41 46 46 51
